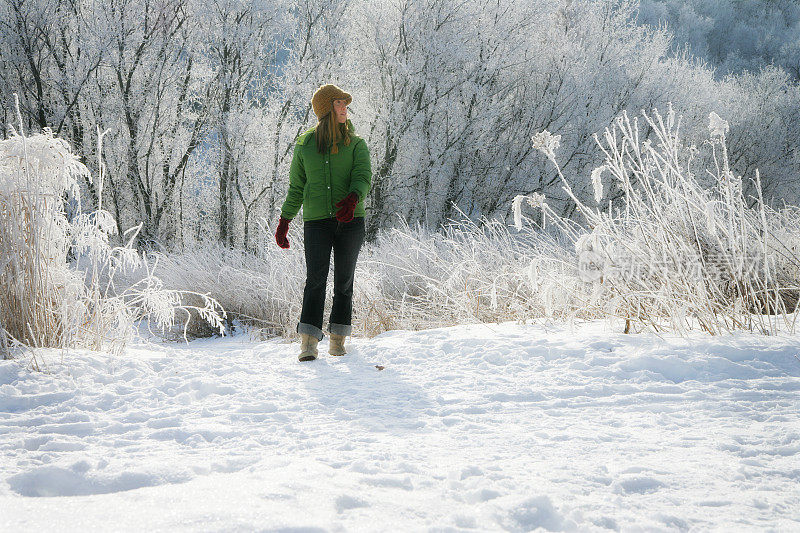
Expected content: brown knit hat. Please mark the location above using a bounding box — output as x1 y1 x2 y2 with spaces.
311 84 352 120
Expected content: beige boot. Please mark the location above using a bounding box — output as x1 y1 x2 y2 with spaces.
298 333 319 362
329 333 347 356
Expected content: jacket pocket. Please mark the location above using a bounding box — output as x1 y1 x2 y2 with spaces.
303 195 330 219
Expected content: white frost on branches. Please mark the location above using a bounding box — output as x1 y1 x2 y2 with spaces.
512 195 526 231
0 128 86 197
512 193 546 231
527 193 546 209
591 166 606 203
708 112 729 138
531 130 561 159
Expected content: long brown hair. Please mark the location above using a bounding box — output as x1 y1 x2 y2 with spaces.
316 112 353 154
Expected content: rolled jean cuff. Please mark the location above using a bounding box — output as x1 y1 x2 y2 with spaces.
329 323 352 336
297 322 324 341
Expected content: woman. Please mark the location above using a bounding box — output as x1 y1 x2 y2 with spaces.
274 84 372 362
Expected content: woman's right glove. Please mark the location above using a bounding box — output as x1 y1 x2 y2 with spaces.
275 217 291 249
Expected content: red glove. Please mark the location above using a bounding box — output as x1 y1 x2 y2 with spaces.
335 192 359 223
275 217 291 249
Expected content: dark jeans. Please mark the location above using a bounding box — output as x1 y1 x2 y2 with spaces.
298 217 365 340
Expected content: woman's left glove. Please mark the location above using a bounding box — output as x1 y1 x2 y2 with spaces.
334 192 359 223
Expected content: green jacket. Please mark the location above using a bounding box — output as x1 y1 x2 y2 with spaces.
280 124 372 221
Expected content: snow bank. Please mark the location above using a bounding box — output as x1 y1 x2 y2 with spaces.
1 322 798 530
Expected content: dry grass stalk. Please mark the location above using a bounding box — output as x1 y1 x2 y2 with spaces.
0 109 225 359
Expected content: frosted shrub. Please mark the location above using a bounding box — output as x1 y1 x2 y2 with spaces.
517 107 800 335
149 216 579 338
0 127 85 351
357 218 575 333
0 122 224 359
149 237 305 339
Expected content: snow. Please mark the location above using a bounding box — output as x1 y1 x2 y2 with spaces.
1 321 799 531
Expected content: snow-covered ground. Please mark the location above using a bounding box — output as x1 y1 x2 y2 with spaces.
1 321 799 531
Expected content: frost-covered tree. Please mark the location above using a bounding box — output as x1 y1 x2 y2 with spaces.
342 0 800 233
0 0 104 204
94 0 214 248
2 0 799 250
194 0 286 248
638 0 800 80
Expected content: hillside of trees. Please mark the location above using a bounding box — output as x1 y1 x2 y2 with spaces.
2 0 799 251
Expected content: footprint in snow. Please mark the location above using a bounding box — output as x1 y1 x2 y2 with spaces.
612 476 665 494
335 494 369 513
